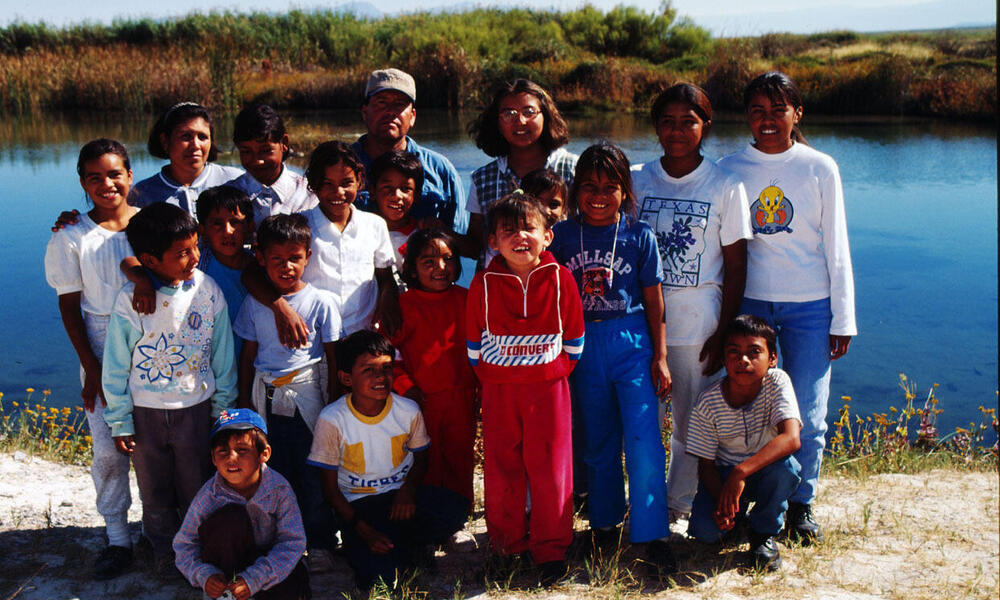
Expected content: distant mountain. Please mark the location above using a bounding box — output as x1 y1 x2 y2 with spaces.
335 2 383 19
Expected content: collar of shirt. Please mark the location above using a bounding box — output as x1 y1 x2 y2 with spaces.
144 266 195 291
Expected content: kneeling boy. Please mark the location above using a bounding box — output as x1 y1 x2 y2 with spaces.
307 330 468 589
686 315 803 571
174 409 309 599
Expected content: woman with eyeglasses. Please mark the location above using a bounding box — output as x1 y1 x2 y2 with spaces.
463 79 578 268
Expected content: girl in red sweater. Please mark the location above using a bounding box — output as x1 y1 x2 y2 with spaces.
391 229 479 504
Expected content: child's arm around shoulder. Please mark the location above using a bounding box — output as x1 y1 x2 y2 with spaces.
241 262 310 349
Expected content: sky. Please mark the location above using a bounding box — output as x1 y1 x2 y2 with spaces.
0 0 994 35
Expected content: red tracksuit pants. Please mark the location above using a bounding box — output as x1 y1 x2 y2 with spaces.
481 377 573 563
421 386 478 504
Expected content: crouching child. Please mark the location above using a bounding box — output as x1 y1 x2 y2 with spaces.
174 408 310 599
307 330 469 590
686 315 803 571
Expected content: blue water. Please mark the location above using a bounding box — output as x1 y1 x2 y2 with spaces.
0 112 995 438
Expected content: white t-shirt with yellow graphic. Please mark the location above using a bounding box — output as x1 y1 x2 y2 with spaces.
307 392 430 502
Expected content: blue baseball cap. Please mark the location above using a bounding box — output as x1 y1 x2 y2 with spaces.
211 408 267 438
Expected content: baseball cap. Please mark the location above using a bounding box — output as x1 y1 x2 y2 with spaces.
211 408 268 438
365 68 416 102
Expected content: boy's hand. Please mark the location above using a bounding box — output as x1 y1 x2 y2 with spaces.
698 331 725 376
81 365 106 412
357 521 394 554
389 487 416 521
51 209 80 232
132 277 157 315
651 355 672 399
713 471 746 531
271 297 309 348
113 435 135 455
204 573 228 598
228 577 251 600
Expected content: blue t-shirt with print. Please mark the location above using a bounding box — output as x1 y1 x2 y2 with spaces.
550 216 663 322
199 250 250 358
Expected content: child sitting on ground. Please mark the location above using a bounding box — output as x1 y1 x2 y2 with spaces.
307 330 468 590
174 408 310 600
369 150 423 277
102 202 237 566
686 314 803 571
234 213 341 552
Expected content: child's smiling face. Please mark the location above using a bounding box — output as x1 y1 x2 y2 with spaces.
489 212 552 277
575 170 624 227
316 162 360 223
237 137 288 186
80 153 132 212
414 238 457 292
340 352 394 405
211 432 270 498
373 169 416 230
498 92 544 150
747 92 802 154
143 233 200 285
200 207 251 260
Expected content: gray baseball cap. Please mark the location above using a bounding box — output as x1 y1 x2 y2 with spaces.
364 68 416 102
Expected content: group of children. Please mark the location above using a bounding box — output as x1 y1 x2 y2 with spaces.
43 67 855 596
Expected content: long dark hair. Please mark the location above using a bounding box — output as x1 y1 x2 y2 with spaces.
468 79 570 157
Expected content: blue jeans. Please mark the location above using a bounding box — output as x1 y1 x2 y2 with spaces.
688 456 801 541
740 297 831 504
573 314 669 543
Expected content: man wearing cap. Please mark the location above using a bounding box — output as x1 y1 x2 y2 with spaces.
353 68 468 233
174 408 310 599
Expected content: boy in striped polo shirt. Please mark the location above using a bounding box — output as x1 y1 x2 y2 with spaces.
686 315 803 571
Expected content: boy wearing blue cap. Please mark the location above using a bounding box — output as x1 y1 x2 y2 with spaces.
174 409 310 599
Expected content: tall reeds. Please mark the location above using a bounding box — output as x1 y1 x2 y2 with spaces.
0 9 994 119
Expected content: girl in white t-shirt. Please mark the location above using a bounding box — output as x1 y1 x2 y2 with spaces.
718 71 856 544
44 139 139 579
632 83 753 521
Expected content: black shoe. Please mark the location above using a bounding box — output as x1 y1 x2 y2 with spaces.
786 502 824 545
536 560 567 587
644 539 678 577
749 533 782 571
93 545 133 580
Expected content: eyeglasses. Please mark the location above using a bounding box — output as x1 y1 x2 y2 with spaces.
499 106 542 122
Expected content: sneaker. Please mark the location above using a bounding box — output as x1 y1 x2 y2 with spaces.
536 560 567 587
668 509 690 525
93 545 133 580
749 532 782 571
643 539 678 577
786 502 824 545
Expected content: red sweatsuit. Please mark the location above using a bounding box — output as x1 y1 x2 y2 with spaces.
465 251 585 562
392 285 478 503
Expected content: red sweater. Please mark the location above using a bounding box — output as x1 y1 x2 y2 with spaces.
465 251 585 384
392 286 477 395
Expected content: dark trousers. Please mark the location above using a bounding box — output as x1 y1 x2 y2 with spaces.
342 485 468 589
266 407 337 550
132 401 212 554
200 503 311 599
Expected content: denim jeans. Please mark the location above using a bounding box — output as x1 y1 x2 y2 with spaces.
573 314 669 543
740 297 832 504
688 455 801 541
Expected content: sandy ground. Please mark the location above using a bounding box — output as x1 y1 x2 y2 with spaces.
0 451 997 600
